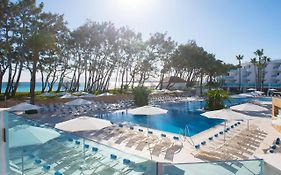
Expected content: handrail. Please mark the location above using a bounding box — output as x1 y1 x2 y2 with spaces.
185 124 195 145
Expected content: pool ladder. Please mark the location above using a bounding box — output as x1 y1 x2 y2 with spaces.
179 125 195 146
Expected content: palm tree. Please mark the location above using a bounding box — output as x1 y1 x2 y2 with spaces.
260 56 271 90
236 54 243 92
254 49 264 90
250 58 258 89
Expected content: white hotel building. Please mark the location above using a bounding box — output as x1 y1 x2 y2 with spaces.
223 59 281 90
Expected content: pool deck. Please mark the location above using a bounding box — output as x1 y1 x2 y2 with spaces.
12 97 281 164
76 113 280 164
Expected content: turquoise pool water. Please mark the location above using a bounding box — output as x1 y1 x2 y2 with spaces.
98 97 271 136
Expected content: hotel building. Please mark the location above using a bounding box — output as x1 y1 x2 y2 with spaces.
223 59 281 90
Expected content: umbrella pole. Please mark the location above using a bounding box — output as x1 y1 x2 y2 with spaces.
224 121 226 143
83 138 85 157
247 120 249 130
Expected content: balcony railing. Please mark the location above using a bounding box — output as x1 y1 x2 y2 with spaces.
223 83 281 88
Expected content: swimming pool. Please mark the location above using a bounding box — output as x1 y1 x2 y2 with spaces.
98 97 272 136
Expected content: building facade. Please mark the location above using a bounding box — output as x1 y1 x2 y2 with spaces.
162 76 187 90
223 59 281 90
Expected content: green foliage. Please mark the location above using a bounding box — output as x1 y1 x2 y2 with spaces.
132 87 150 107
204 89 229 110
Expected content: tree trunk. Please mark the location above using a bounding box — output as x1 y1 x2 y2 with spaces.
120 69 125 90
0 72 3 94
11 62 23 96
30 55 38 104
200 72 203 96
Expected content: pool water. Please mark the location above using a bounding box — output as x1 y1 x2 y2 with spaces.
98 97 272 137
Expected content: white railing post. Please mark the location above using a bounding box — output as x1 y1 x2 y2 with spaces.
0 110 9 174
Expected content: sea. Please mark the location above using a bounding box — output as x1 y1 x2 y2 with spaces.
1 82 64 93
1 81 158 93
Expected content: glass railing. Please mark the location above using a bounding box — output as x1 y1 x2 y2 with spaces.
159 159 264 175
7 112 157 175
2 111 267 175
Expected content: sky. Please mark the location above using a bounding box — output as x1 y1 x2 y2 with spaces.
37 0 281 64
6 0 281 82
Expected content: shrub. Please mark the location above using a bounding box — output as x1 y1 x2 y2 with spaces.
132 87 150 107
205 89 229 110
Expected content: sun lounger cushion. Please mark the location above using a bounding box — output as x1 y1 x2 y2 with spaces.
201 141 206 145
148 131 153 134
54 171 62 175
43 163 50 170
75 140 80 145
84 144 90 148
68 138 73 142
161 134 166 137
123 159 131 165
214 134 218 137
219 131 224 135
139 129 143 132
208 137 213 140
173 136 179 140
195 144 200 149
92 147 98 152
110 154 117 160
34 159 41 164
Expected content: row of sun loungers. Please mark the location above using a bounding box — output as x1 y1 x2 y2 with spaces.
38 99 134 115
194 122 267 162
149 96 199 105
89 124 183 161
192 122 267 174
9 136 151 175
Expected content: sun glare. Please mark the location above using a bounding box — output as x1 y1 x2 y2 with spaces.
116 0 150 10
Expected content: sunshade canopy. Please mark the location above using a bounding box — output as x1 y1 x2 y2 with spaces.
80 93 95 98
230 103 268 112
65 99 92 106
201 109 255 120
8 102 41 112
247 88 256 91
127 106 168 116
98 92 113 96
39 93 55 97
268 88 277 91
73 91 89 95
55 116 112 132
9 125 60 148
60 93 78 99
